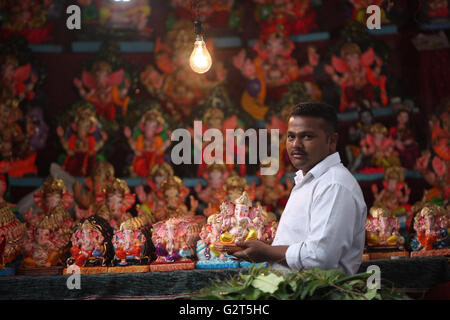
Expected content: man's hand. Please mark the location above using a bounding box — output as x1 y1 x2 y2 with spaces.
232 240 289 266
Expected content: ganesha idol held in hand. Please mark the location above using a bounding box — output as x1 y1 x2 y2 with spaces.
196 192 278 268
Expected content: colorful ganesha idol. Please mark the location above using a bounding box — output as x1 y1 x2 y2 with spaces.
0 205 27 275
151 176 195 223
371 166 412 231
95 178 135 229
21 206 74 272
410 203 450 257
365 206 408 259
325 42 388 112
23 177 73 239
74 60 131 121
110 215 155 273
196 191 277 269
73 161 115 221
136 162 174 221
233 24 299 121
57 106 108 177
123 108 171 178
193 106 246 177
150 215 205 271
65 215 114 274
358 123 401 173
0 0 53 44
415 104 450 202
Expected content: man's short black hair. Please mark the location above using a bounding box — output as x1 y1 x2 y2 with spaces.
289 102 338 134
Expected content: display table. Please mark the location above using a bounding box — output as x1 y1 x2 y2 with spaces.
0 257 448 300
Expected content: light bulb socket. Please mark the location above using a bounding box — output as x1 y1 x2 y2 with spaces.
194 20 202 35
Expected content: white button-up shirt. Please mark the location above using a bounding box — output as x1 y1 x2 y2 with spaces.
271 152 367 275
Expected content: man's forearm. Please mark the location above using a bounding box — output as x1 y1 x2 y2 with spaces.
266 245 289 267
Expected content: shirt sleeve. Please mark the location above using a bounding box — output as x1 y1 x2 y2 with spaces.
285 183 363 271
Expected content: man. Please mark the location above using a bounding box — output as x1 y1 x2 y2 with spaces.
233 102 367 275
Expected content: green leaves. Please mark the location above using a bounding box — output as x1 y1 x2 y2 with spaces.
192 266 411 300
251 273 284 294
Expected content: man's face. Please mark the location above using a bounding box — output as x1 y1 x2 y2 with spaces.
286 116 338 174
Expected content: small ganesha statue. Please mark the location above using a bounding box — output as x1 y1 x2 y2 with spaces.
66 215 114 268
111 214 155 266
22 206 74 268
366 206 405 249
95 178 135 229
24 177 73 238
365 206 405 250
410 203 449 255
123 108 171 178
151 215 205 270
57 105 108 177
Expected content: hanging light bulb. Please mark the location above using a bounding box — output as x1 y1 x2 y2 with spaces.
189 21 212 74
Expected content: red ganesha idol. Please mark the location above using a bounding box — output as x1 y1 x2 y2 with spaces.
65 215 114 273
57 105 108 177
123 108 171 178
110 215 155 273
325 42 388 112
74 60 131 122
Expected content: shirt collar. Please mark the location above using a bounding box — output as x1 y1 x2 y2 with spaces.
294 152 341 185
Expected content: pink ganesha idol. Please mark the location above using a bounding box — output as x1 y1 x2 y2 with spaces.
110 215 155 273
365 206 408 260
95 178 135 229
150 215 205 272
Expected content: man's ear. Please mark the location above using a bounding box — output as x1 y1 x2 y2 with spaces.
329 132 339 151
